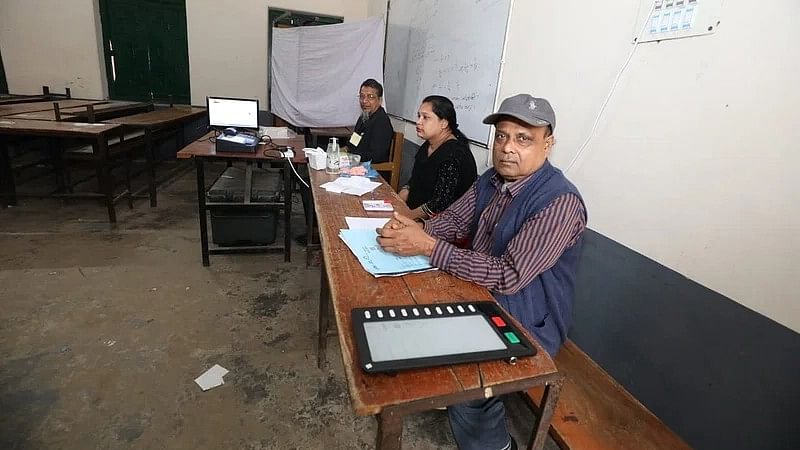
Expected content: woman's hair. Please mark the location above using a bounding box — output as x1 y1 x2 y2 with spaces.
422 95 468 144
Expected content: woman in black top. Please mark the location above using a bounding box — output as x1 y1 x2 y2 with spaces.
400 95 478 220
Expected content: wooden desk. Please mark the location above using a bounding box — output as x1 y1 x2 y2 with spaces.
0 119 125 222
107 107 207 206
0 100 108 117
309 126 352 147
3 101 152 122
177 131 306 265
0 95 56 106
310 169 563 450
106 106 206 129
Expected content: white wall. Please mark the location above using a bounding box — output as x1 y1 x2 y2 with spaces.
0 0 369 104
0 0 107 99
186 0 370 106
501 0 800 332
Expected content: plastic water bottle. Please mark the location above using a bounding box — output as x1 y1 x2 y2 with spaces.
326 137 340 174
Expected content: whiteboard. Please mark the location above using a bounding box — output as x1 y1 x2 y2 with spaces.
384 0 512 145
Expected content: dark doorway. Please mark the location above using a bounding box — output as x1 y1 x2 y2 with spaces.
99 0 190 104
0 49 8 94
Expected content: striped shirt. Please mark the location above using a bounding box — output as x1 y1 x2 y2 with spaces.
423 171 586 295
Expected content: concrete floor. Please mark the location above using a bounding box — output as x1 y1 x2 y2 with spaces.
0 163 555 450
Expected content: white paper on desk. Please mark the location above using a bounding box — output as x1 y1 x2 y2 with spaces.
345 217 390 230
322 177 381 196
339 229 436 277
320 181 346 193
194 364 229 391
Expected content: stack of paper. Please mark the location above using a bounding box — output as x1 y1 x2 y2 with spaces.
321 176 381 196
345 217 390 230
339 228 436 277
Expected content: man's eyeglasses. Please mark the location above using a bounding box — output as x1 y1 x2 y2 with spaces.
358 93 378 100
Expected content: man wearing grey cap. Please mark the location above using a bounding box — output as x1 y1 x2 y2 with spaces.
377 94 587 450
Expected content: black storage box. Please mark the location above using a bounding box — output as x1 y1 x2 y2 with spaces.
207 166 282 246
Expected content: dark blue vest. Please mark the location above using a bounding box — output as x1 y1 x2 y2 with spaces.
471 161 586 356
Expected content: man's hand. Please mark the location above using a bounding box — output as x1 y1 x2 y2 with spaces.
377 212 437 257
398 188 410 202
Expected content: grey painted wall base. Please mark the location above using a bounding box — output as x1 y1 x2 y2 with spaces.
572 229 800 450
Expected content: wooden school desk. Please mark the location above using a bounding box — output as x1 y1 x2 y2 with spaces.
107 107 207 206
310 169 563 450
2 101 152 122
177 131 306 265
0 99 109 118
0 118 125 222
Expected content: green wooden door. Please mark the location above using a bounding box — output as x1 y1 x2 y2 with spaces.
100 0 190 104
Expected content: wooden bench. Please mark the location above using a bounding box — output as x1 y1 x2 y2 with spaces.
524 340 691 450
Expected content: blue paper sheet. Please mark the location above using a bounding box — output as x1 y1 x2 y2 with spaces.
339 229 435 277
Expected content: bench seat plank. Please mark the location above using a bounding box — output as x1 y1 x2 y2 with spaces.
526 340 691 450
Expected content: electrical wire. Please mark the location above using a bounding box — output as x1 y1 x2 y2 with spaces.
286 153 309 189
565 3 657 173
260 135 309 189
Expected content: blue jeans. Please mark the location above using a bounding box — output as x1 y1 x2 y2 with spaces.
448 397 512 450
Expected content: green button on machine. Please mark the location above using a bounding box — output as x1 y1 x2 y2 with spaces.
504 331 520 344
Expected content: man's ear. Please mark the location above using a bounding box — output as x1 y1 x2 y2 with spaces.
544 135 555 155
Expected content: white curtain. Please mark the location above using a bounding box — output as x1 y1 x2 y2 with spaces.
270 16 386 128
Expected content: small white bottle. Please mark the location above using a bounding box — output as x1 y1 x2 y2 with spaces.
326 137 340 174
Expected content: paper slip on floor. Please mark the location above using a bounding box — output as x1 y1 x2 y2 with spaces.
194 364 229 391
339 228 436 277
320 176 381 196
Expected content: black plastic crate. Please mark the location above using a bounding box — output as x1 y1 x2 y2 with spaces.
207 166 281 246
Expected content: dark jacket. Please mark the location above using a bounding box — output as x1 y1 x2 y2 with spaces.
350 106 393 163
471 161 586 355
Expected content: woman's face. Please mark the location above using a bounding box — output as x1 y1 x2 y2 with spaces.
415 102 448 141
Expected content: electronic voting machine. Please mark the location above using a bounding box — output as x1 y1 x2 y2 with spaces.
351 301 537 373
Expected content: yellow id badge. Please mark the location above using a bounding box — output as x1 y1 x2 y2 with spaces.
349 132 362 146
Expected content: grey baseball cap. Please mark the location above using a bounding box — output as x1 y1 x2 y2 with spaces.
483 94 556 131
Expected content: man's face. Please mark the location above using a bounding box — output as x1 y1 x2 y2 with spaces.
359 86 381 114
491 117 553 182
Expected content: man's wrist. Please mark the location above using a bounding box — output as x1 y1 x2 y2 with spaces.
423 235 437 257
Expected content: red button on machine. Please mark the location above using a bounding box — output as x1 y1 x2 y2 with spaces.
491 316 506 327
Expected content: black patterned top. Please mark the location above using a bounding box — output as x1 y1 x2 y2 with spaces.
406 138 477 216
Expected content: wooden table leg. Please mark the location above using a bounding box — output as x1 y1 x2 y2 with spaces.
527 377 563 450
283 161 292 262
195 158 210 267
305 178 315 268
376 407 403 450
145 128 157 207
317 258 330 369
94 137 116 223
0 138 17 207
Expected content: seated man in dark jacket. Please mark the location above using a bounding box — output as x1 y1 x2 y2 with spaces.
377 94 587 450
344 78 394 163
